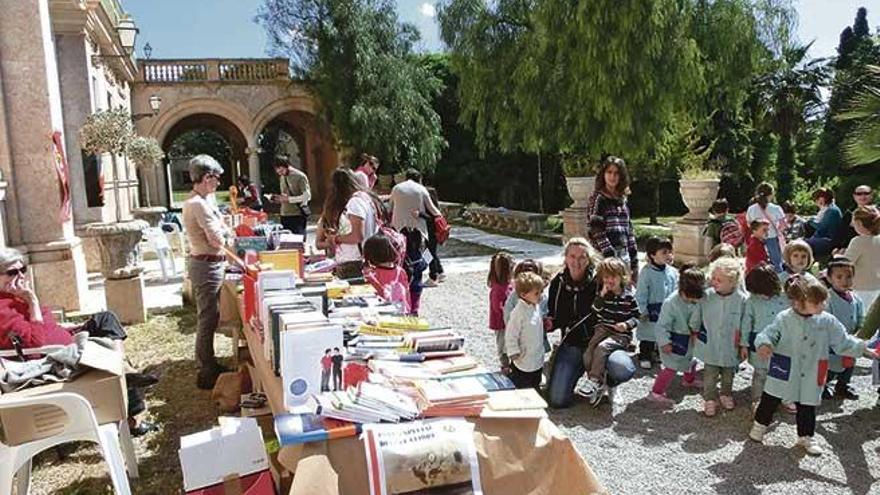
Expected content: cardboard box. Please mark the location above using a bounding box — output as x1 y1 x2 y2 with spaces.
180 417 269 492
186 469 275 495
0 341 127 446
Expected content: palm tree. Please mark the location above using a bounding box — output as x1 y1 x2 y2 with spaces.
837 65 880 167
753 43 828 201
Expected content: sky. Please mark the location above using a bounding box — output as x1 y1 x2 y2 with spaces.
122 0 873 61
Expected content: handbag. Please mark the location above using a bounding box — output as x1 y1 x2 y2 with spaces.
760 206 786 253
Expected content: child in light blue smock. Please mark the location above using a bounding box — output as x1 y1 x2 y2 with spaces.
749 274 877 456
690 257 746 417
740 264 790 409
649 265 705 405
635 236 678 369
778 240 813 285
823 257 865 401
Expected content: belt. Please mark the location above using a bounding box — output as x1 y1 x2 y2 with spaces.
190 254 225 262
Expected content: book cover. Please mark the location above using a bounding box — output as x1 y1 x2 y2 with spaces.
281 325 344 410
440 372 515 392
486 389 548 411
274 412 361 446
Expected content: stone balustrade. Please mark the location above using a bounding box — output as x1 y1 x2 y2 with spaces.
463 206 548 234
140 58 290 83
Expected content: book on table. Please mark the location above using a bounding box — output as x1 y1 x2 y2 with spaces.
439 372 516 392
422 355 478 374
274 412 361 446
280 324 343 410
485 388 548 411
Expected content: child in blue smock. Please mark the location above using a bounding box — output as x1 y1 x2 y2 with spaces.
636 236 678 370
779 240 813 285
649 265 705 405
749 274 878 456
823 256 865 401
690 257 746 417
740 264 790 409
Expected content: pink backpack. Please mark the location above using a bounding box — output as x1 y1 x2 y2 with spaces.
363 264 411 313
354 192 407 266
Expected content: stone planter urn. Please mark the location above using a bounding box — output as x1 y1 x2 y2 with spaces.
83 220 149 323
565 176 596 209
132 206 167 228
679 179 720 221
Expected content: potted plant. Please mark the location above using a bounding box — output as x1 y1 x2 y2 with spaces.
127 136 166 210
562 154 596 209
679 157 721 221
78 108 135 156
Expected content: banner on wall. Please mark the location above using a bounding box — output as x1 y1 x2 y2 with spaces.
51 131 72 222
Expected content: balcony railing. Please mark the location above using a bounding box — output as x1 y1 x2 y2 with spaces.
139 59 290 83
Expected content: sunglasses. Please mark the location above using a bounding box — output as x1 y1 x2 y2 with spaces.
854 191 872 196
4 266 26 277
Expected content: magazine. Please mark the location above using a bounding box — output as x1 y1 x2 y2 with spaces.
363 418 483 495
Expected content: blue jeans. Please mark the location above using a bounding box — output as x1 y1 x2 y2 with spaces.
766 237 783 272
547 344 636 408
806 236 834 258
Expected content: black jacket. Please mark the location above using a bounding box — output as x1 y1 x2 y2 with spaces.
547 267 598 349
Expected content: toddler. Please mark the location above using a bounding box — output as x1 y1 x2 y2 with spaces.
691 257 746 416
745 219 771 275
779 240 813 284
750 274 878 456
649 265 705 405
823 256 864 401
576 258 640 406
505 272 547 390
362 232 411 314
740 264 790 410
636 236 678 369
487 253 514 370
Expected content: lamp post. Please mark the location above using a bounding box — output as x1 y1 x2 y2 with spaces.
143 43 153 60
132 94 161 121
91 15 138 65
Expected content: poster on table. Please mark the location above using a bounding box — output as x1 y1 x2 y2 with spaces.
362 418 482 495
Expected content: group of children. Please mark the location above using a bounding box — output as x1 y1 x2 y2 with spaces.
490 234 880 456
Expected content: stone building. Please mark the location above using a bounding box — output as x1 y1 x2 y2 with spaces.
0 0 142 311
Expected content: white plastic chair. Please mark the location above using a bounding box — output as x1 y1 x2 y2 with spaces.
144 227 177 281
0 392 132 494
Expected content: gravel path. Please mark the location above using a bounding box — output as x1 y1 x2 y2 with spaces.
421 270 880 495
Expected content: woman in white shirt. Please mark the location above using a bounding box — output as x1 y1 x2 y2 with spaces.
745 182 786 272
321 168 380 278
844 206 880 309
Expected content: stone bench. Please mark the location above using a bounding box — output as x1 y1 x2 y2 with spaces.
463 206 548 234
439 201 465 220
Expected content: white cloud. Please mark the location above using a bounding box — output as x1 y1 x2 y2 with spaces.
419 2 436 18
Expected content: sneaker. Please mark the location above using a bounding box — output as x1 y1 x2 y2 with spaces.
704 400 718 417
748 421 767 442
423 278 439 288
834 385 859 401
574 380 598 400
822 387 834 400
438 273 447 282
796 436 824 456
639 359 652 370
719 395 735 410
649 392 674 406
590 383 606 407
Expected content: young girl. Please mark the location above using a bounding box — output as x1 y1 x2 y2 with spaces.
362 233 411 314
740 264 790 411
823 256 864 401
503 259 548 323
636 236 678 369
576 258 640 405
750 274 878 456
691 257 746 416
505 272 547 390
488 253 515 370
779 240 814 284
745 219 770 275
649 265 705 405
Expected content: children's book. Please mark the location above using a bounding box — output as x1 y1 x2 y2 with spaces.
274 412 361 446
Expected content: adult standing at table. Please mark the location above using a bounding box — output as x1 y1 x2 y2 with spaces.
182 155 233 390
546 237 637 408
805 187 842 258
353 153 379 190
586 156 639 284
323 168 381 278
745 182 786 271
271 157 312 238
390 169 443 282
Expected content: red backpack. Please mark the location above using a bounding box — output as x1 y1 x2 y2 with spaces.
355 192 407 266
434 216 451 245
720 219 744 247
735 212 751 246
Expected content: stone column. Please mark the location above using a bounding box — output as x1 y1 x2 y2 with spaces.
672 180 721 265
0 0 89 311
247 146 261 196
84 220 148 324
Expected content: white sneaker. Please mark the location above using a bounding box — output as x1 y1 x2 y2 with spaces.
639 360 652 370
797 436 824 456
748 422 766 442
574 379 599 401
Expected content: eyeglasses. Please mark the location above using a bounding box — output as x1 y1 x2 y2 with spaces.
4 266 26 277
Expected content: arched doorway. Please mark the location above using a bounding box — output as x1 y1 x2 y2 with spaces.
256 110 334 211
159 113 248 208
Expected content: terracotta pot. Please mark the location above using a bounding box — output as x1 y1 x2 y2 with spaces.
679 179 720 221
565 176 596 209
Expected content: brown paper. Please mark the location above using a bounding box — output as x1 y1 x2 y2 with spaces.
283 417 608 495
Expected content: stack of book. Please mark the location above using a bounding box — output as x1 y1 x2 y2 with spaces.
413 376 490 417
315 381 420 424
482 388 549 419
404 329 464 353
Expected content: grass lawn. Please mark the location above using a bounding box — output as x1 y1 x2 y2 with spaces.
29 306 234 495
631 216 679 227
171 190 231 206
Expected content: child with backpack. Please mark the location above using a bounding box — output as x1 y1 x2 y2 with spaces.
362 232 412 314
704 199 743 249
